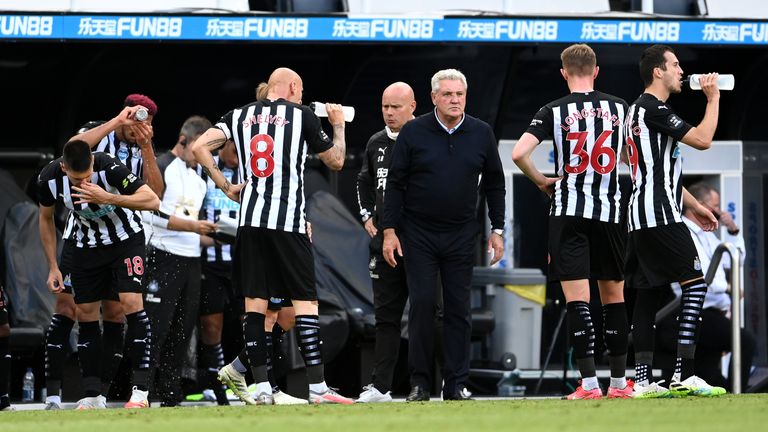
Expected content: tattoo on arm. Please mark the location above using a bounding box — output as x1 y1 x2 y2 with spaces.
222 179 231 192
204 137 229 151
330 124 346 163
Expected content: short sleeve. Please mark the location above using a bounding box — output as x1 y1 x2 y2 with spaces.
36 165 57 207
302 108 333 154
215 110 235 140
643 103 693 140
524 105 555 142
104 155 145 195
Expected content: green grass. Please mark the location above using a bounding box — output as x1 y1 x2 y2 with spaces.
3 395 768 432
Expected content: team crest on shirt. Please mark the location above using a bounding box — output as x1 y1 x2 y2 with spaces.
693 256 702 271
117 147 129 163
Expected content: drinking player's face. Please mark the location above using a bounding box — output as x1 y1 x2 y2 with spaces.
61 164 94 187
432 79 466 121
660 51 684 94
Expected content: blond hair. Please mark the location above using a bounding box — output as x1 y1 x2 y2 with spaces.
560 44 597 77
255 82 269 100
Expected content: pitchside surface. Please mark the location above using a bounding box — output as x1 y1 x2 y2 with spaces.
2 396 767 432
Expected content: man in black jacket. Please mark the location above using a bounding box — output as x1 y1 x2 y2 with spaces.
356 82 416 403
382 69 506 401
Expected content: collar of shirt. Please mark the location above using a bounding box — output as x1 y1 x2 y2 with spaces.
433 108 465 134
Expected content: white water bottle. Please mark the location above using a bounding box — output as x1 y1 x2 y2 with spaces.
22 368 34 402
688 74 735 91
311 102 355 122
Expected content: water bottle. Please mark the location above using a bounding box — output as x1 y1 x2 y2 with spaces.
310 102 355 122
688 74 735 91
22 368 34 402
135 107 149 122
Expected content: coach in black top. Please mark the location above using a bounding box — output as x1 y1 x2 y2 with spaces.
625 45 724 397
38 139 160 408
355 82 416 403
382 69 505 401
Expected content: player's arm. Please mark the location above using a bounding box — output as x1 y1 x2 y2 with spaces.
512 132 559 197
680 74 720 150
144 210 216 235
191 128 244 202
131 123 164 197
38 204 63 293
683 187 718 232
70 106 146 149
317 104 346 171
73 183 159 211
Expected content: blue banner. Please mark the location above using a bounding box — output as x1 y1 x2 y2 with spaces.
1 14 768 45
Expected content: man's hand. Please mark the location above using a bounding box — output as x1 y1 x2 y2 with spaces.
691 203 719 232
224 182 246 203
325 103 345 126
698 73 721 102
716 209 738 233
115 105 147 126
382 228 403 268
47 268 64 293
488 232 504 265
195 220 217 236
364 218 377 238
307 221 313 243
129 122 154 149
538 176 561 198
72 182 113 205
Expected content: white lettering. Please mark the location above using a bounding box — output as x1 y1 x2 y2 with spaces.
0 15 54 36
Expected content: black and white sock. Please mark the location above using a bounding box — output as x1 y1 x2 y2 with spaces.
125 310 152 391
45 314 74 398
676 280 707 380
567 301 597 390
201 343 228 405
77 321 103 397
295 315 325 387
632 290 659 385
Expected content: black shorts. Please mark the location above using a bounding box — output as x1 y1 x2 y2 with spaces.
548 216 625 282
628 223 704 287
0 285 8 326
200 262 239 316
68 233 145 304
233 226 316 301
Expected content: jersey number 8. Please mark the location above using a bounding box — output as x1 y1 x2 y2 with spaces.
249 134 276 178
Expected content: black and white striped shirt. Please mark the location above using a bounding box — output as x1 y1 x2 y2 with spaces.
216 99 333 233
95 130 145 179
525 91 627 223
38 152 145 248
199 155 240 262
624 93 693 231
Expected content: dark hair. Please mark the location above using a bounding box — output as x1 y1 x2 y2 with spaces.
639 45 674 88
179 116 212 146
124 94 159 116
62 140 92 172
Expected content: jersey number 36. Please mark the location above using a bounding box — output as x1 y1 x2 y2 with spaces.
564 130 616 175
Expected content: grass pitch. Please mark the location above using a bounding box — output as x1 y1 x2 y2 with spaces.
3 395 767 432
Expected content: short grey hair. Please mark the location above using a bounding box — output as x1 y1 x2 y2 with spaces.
431 68 468 93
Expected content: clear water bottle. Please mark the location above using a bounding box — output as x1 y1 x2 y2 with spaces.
496 369 524 396
135 107 149 122
688 74 735 91
22 368 34 402
310 102 355 122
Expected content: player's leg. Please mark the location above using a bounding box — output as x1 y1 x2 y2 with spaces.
358 254 408 403
44 292 76 409
100 299 124 397
549 217 600 400
199 268 229 405
75 301 105 409
116 234 153 408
